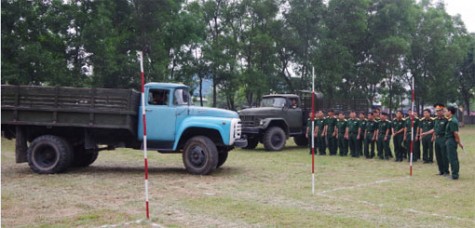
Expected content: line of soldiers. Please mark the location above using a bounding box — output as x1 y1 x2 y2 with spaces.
306 104 464 180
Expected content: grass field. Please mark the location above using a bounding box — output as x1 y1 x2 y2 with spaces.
2 126 475 227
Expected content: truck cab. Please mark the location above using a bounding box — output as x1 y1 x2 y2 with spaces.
138 83 247 174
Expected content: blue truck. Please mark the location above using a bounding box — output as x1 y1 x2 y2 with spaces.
1 83 247 175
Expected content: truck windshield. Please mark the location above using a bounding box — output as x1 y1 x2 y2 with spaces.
174 88 191 105
260 97 286 108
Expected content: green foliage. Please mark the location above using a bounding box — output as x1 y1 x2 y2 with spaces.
1 0 474 110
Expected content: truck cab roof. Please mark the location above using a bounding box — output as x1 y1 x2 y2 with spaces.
262 94 300 99
145 82 188 89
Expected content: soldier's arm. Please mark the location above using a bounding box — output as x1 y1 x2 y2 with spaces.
333 126 337 137
385 128 389 140
453 131 464 149
345 127 349 138
314 126 319 136
373 130 377 141
422 128 435 136
306 126 310 138
357 127 361 140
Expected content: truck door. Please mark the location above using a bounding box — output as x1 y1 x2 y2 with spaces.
285 97 303 134
145 89 176 149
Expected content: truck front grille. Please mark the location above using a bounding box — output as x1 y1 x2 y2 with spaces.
240 115 257 127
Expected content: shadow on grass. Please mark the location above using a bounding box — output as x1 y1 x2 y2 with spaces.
239 145 305 153
66 165 246 177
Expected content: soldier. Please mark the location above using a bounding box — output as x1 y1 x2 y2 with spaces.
404 109 420 162
377 112 392 160
413 111 421 161
419 109 435 163
445 106 464 180
421 104 449 175
315 111 327 155
364 112 378 159
306 112 316 154
348 111 360 158
323 110 338 155
336 112 349 156
357 112 366 157
392 111 406 162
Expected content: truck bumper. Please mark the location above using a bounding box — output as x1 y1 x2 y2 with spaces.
242 126 261 134
234 138 248 148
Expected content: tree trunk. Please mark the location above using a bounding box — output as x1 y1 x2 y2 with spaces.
199 76 203 107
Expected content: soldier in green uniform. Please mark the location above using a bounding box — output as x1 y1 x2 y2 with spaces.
357 112 366 157
306 113 316 154
421 104 449 175
445 106 464 180
323 110 338 155
336 112 349 156
419 109 435 163
392 111 405 162
377 112 392 159
364 112 378 159
404 109 420 162
347 111 360 158
315 111 326 155
413 112 421 161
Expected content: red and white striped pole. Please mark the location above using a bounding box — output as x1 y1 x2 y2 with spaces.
409 76 414 176
311 67 316 195
138 51 150 219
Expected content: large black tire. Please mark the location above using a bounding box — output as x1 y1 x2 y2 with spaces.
217 150 229 168
27 135 74 174
243 137 259 149
263 127 286 151
183 136 219 175
293 135 308 147
72 145 99 167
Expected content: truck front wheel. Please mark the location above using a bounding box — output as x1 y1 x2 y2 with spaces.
293 134 308 147
183 136 219 175
217 150 229 168
27 135 74 174
263 127 286 151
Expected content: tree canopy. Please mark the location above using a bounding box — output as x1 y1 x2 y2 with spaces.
2 0 474 114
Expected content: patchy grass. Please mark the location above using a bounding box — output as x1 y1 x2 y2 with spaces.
1 126 475 227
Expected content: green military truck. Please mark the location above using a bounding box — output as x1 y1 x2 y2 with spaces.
238 92 322 151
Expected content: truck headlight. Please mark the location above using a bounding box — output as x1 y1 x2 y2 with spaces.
259 119 265 126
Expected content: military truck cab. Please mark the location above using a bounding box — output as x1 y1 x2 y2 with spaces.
239 94 310 151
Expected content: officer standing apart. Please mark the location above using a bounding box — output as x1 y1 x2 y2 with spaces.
315 111 326 155
348 111 360 158
364 112 378 159
421 104 449 175
336 112 349 156
445 106 464 180
420 109 435 163
377 112 392 160
323 110 338 155
392 111 406 162
357 112 367 157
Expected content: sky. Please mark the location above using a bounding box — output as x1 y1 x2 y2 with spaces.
444 0 475 33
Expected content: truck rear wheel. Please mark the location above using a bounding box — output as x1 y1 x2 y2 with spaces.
243 137 258 149
293 135 308 147
183 136 219 175
72 145 99 167
27 135 73 174
217 150 229 168
263 127 286 151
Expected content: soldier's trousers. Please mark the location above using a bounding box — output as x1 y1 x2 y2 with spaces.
377 135 392 159
422 135 434 162
357 133 364 156
349 133 358 157
326 135 337 155
364 133 375 158
446 139 459 179
317 135 326 155
338 134 348 156
393 134 404 161
405 136 420 161
435 136 449 174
